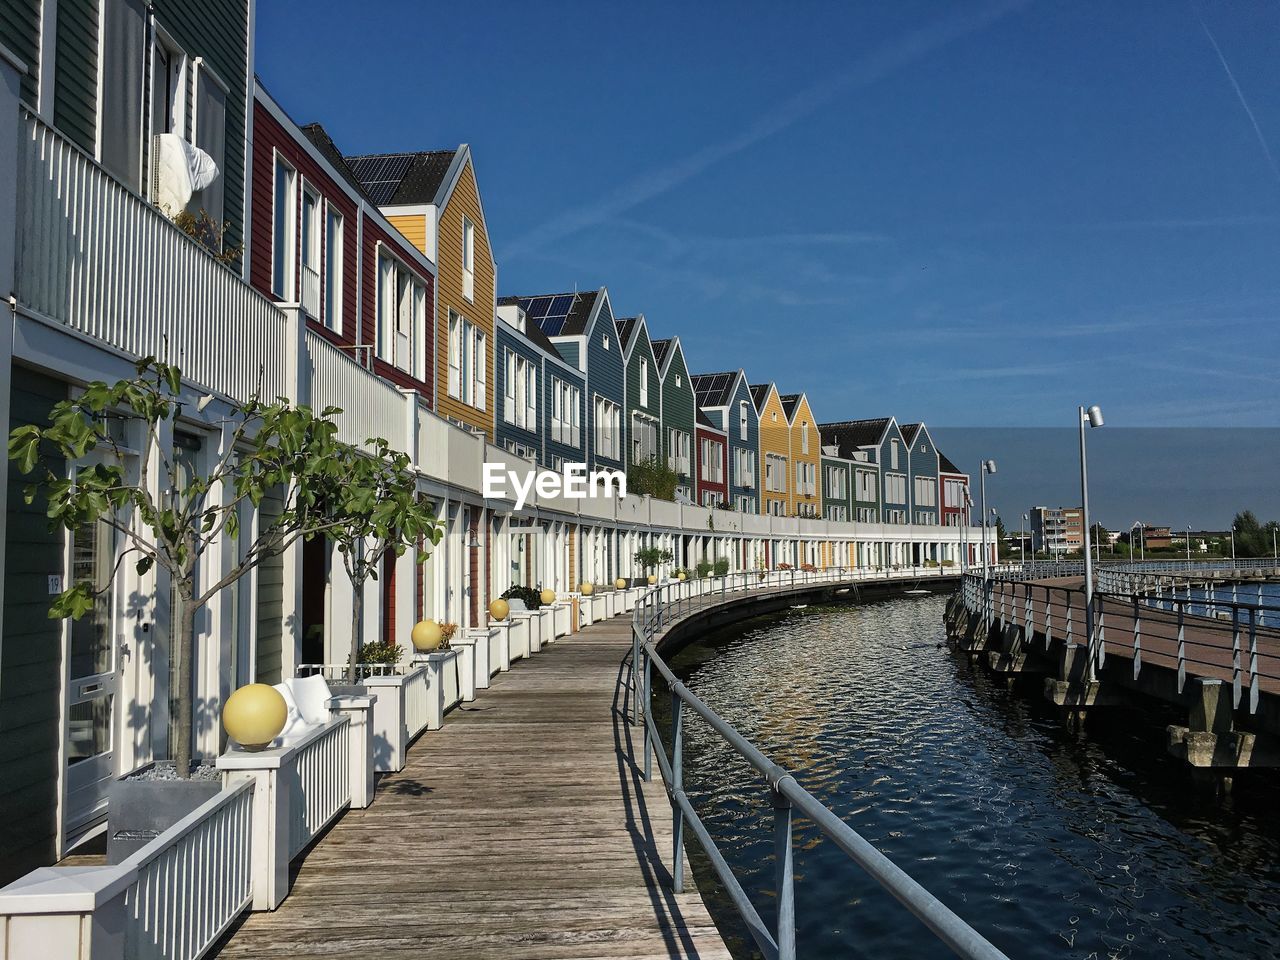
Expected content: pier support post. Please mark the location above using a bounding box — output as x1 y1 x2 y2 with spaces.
1165 678 1280 769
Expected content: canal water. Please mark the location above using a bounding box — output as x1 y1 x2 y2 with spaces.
659 594 1280 960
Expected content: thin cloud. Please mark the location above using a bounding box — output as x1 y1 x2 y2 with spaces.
502 0 1030 260
1196 8 1280 186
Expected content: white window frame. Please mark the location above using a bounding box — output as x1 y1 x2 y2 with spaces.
272 155 297 300
324 204 344 333
639 358 649 408
300 183 322 319
462 216 475 302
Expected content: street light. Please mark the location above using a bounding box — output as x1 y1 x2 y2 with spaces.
1230 524 1236 564
980 460 997 579
1130 521 1145 562
1185 523 1192 568
1079 404 1103 680
1021 513 1029 566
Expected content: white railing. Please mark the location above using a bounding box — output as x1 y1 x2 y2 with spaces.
403 667 430 740
301 263 321 319
121 780 255 960
16 112 291 402
307 329 406 448
289 719 350 859
298 662 402 680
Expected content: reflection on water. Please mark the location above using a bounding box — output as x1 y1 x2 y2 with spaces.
659 596 1280 959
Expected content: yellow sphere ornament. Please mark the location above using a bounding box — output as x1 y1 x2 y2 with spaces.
411 619 443 652
677 572 687 582
615 578 627 590
647 575 657 585
540 588 557 606
223 684 288 751
580 582 594 595
489 598 510 621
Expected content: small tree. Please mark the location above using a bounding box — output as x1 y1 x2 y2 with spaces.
326 438 443 683
635 546 671 576
628 456 680 501
8 360 419 777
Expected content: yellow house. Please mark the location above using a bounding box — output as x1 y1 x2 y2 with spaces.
780 393 821 519
347 146 497 437
751 382 790 517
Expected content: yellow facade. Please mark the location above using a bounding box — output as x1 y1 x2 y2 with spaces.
786 394 821 518
755 384 790 517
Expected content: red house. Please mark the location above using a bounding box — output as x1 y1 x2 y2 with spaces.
695 411 729 509
249 81 437 404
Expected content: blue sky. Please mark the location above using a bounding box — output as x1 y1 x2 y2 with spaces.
256 1 1280 429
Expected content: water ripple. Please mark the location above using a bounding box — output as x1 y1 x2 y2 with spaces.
658 597 1280 960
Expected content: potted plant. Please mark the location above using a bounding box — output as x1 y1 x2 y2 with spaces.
713 557 730 577
695 560 714 579
635 546 671 583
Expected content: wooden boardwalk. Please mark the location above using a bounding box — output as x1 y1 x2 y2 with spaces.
212 613 733 959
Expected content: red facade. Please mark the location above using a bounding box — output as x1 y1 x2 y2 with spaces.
939 470 970 529
695 423 729 509
249 94 436 405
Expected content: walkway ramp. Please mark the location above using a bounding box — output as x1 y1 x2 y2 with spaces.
213 616 733 959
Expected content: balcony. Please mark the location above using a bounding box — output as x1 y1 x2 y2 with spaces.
15 112 291 402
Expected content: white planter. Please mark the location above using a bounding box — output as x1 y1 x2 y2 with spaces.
591 594 609 623
447 637 479 701
553 602 571 638
510 611 541 653
577 593 593 627
464 627 496 687
488 623 512 673
537 607 555 645
508 617 531 660
411 650 461 729
360 669 428 772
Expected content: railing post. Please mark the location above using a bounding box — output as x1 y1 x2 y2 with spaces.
671 692 685 893
1249 606 1259 714
1131 595 1142 680
1231 613 1242 708
643 653 653 782
773 787 796 960
632 625 642 726
1176 603 1186 694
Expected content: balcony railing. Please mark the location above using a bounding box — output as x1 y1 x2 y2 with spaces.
16 111 292 403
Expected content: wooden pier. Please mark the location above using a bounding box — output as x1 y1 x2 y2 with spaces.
212 614 734 959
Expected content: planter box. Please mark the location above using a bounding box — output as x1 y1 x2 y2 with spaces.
409 650 461 730
578 594 593 627
510 611 541 653
488 622 512 673
342 666 428 772
447 637 479 701
537 607 556 645
464 627 497 688
552 602 571 638
508 617 531 660
105 765 221 864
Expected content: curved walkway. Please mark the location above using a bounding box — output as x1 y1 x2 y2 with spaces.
212 612 733 959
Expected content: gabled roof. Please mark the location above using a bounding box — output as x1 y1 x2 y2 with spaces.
498 306 570 364
299 123 377 204
819 418 893 458
346 150 458 206
692 370 744 408
901 422 922 444
695 409 724 432
652 336 690 385
779 393 800 420
749 383 775 413
615 317 641 353
651 338 672 366
939 452 964 475
500 290 600 337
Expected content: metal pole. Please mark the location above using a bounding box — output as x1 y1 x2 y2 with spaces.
671 693 685 893
773 789 796 960
1079 406 1097 681
1186 525 1191 569
980 469 988 582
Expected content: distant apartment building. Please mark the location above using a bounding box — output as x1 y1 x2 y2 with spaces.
1030 506 1084 554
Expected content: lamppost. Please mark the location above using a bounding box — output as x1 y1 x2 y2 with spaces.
1186 524 1192 567
1079 404 1104 680
1230 525 1236 564
1021 513 1029 566
980 460 997 579
1130 521 1145 562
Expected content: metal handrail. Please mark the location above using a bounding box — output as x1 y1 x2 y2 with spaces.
629 569 1010 960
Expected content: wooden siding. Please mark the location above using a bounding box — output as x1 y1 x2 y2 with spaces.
756 386 789 516
542 357 586 470
361 216 436 398
0 0 41 105
493 322 542 457
788 395 821 518
622 323 659 470
386 213 426 252
907 428 940 523
721 376 759 508
821 455 853 519
254 488 284 684
52 0 97 154
1 367 66 883
152 0 251 252
695 423 728 507
435 159 494 437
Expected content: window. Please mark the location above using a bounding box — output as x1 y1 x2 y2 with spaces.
631 414 659 464
735 494 755 513
765 454 788 493
676 374 682 388
885 473 907 504
462 217 475 301
150 28 186 138
795 462 815 496
502 350 538 431
856 469 877 502
667 429 691 476
551 378 582 448
300 186 321 318
99 0 148 190
734 447 755 488
739 401 749 440
324 206 343 332
700 438 724 484
272 157 297 298
639 359 649 408
945 478 968 508
913 476 937 508
801 421 810 455
915 510 938 526
448 311 487 407
857 506 877 523
702 490 717 508
595 396 621 461
378 252 427 378
825 466 846 499
602 335 610 351
191 60 227 222
890 439 900 470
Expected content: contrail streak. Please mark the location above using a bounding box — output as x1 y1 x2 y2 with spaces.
1196 8 1280 186
502 0 1030 261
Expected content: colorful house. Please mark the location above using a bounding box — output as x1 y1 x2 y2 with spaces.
938 452 970 529
780 393 820 519
692 370 759 513
615 316 662 475
506 290 625 473
695 412 729 509
751 383 790 517
820 452 853 522
495 299 587 471
902 423 940 527
250 86 438 401
820 420 892 524
346 147 496 437
652 337 696 500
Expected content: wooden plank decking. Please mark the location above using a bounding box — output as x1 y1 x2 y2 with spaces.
212 614 734 960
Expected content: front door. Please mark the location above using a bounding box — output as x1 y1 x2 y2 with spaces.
63 515 120 835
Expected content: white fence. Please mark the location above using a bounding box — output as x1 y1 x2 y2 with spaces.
403 667 431 740
306 330 406 449
288 720 351 859
16 113 291 402
121 780 255 960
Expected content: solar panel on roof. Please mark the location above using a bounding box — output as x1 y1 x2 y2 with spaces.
549 294 573 316
541 316 567 336
526 298 552 319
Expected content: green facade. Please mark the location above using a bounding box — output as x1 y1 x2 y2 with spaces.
658 339 696 489
0 0 42 105
821 454 853 522
1 367 66 884
53 0 98 153
622 319 661 471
